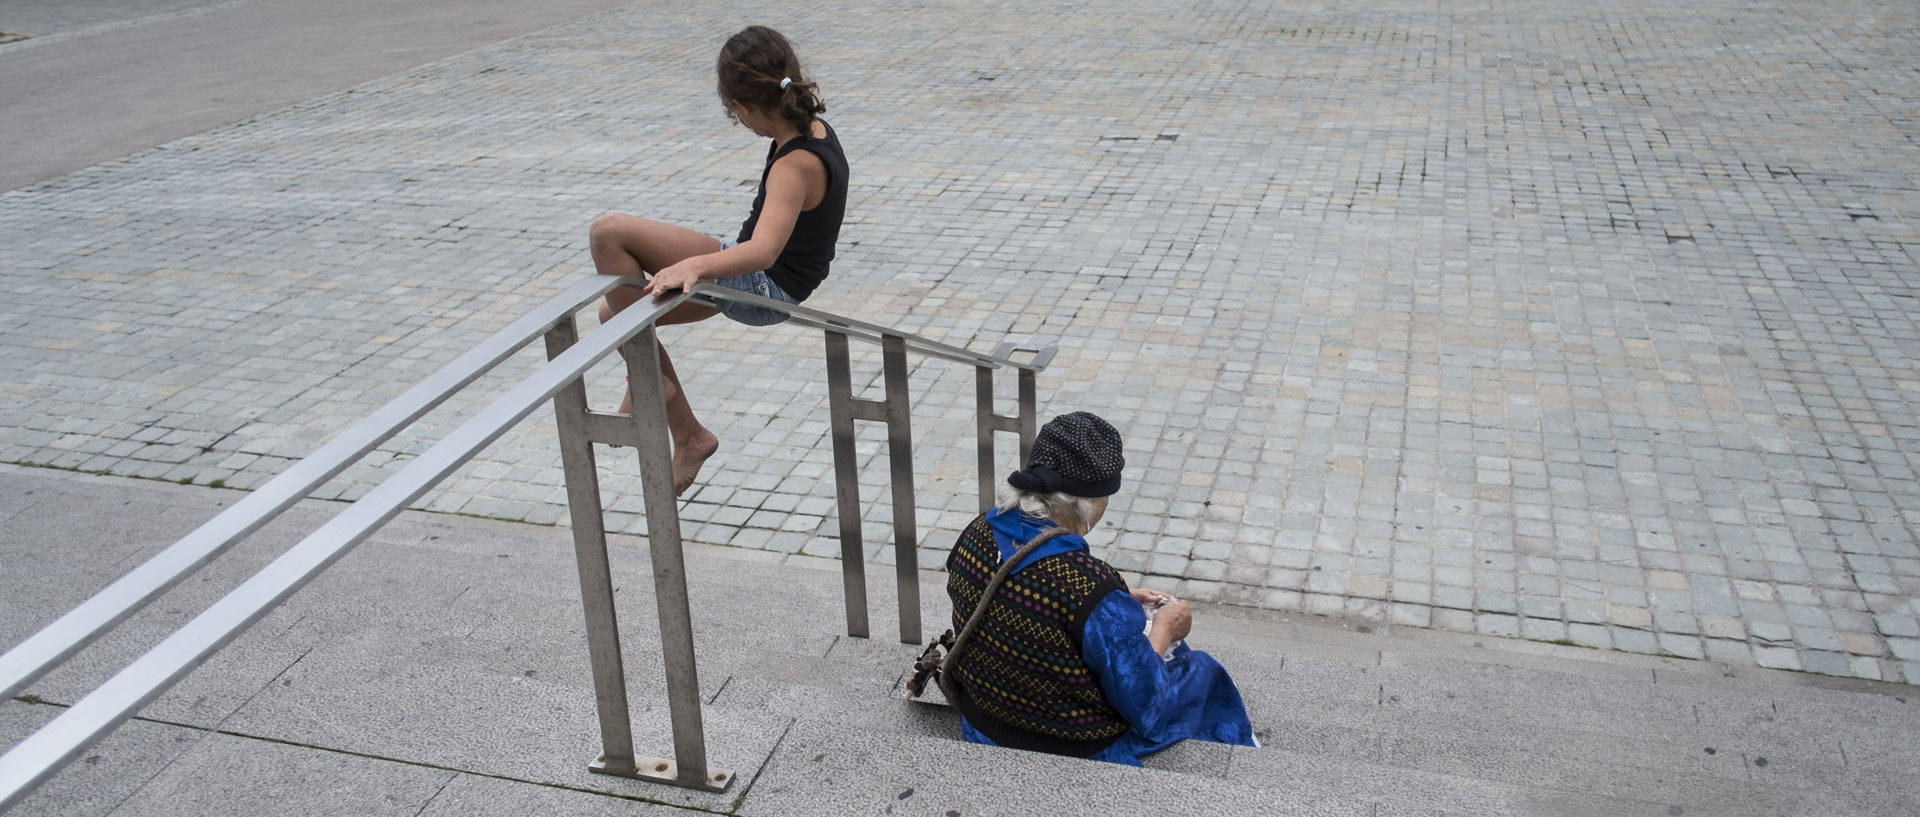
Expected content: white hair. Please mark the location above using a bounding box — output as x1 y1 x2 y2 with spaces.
996 486 1097 532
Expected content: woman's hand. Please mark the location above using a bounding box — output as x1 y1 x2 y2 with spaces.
1147 598 1192 656
1130 587 1173 606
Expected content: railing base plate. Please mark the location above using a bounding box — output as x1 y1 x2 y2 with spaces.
589 755 734 792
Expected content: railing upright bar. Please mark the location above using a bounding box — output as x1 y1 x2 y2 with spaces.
822 331 870 639
990 343 1055 467
0 290 693 812
543 318 639 777
975 363 997 515
880 334 921 644
615 328 730 790
1018 366 1039 464
0 275 631 702
973 344 1056 514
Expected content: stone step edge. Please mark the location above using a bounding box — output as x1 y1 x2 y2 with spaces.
692 541 1915 702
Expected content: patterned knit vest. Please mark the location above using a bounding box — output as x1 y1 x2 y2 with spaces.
945 515 1130 756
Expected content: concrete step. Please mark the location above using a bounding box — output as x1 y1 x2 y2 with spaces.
724 661 1883 815
6 469 1912 816
696 599 1912 817
739 714 1453 817
731 701 1808 817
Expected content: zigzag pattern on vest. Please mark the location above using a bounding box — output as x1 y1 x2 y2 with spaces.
946 515 1129 746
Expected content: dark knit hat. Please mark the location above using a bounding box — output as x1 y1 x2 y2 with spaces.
1007 411 1125 498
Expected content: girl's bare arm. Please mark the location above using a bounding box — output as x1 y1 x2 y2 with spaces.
645 149 826 296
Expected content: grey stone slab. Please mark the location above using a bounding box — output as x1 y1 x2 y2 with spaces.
1 700 207 817
1231 648 1706 750
0 485 207 645
1648 688 1920 788
417 774 695 817
1221 631 1920 810
223 650 786 815
99 731 451 817
856 696 963 743
1227 653 1388 732
1380 727 1838 815
194 536 827 813
1375 632 1687 685
1258 715 1384 762
1225 741 1533 817
214 626 619 768
1195 605 1393 666
1371 660 1700 741
745 720 1358 817
1505 789 1820 817
4 480 343 725
1139 733 1236 778
1643 674 1920 776
1273 656 1920 815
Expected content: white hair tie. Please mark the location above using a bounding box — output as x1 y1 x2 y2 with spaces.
779 77 793 90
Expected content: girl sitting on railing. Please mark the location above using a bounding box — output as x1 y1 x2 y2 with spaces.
589 25 849 495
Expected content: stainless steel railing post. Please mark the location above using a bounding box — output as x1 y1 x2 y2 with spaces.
975 345 1056 514
823 330 871 639
821 331 923 644
975 362 998 514
615 327 730 791
1018 364 1039 463
879 334 921 645
544 318 639 778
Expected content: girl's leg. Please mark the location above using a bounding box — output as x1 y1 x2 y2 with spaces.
589 212 723 305
589 213 725 495
648 331 720 495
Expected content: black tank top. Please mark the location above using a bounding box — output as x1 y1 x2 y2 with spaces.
735 120 848 302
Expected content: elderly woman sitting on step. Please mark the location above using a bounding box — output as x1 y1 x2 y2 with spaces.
942 411 1257 764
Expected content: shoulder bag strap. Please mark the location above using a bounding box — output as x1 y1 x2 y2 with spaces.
936 525 1070 701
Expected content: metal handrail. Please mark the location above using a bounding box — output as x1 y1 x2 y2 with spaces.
0 274 628 703
0 285 693 810
682 286 1054 372
0 276 1046 809
542 282 1050 790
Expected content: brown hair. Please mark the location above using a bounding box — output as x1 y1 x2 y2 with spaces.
717 26 826 132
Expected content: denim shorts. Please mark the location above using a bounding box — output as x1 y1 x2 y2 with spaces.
707 240 796 327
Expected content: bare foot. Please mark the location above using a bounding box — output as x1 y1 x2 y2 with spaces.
672 430 719 496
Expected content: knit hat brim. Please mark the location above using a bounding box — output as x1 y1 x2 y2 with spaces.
1006 412 1125 498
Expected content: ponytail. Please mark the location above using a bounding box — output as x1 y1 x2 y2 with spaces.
718 26 826 132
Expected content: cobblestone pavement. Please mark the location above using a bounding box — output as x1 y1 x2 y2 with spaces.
2 0 1917 683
